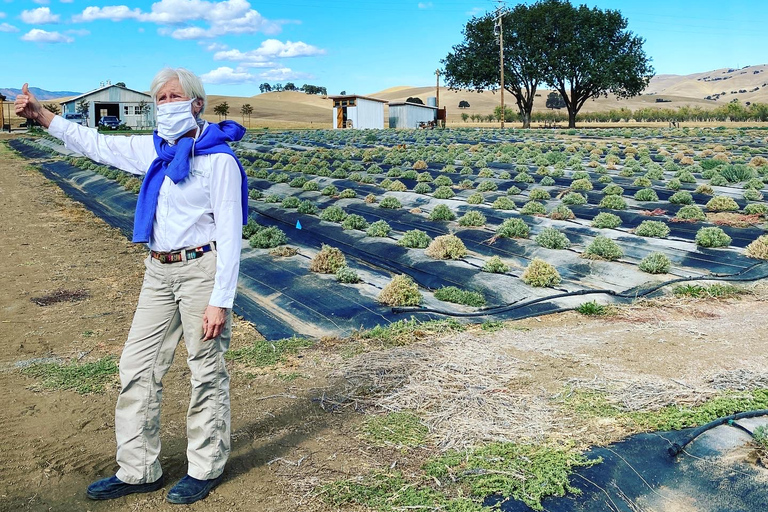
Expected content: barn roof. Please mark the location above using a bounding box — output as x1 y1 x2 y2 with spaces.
60 84 152 104
388 101 438 109
328 95 388 104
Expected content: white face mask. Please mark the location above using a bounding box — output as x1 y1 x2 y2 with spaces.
156 98 198 142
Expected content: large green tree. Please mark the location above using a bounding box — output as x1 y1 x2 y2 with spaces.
442 4 548 128
540 0 653 127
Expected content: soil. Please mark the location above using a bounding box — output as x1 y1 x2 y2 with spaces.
3 136 768 511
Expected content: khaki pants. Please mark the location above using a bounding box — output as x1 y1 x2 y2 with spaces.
114 250 231 484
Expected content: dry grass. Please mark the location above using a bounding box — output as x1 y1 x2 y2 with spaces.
333 321 768 452
334 336 559 450
707 212 764 228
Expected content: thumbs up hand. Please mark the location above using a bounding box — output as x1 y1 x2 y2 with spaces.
15 83 53 129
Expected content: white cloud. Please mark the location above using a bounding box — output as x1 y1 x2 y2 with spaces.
418 2 433 9
466 7 485 16
33 0 51 4
21 7 60 24
168 10 281 39
199 66 258 84
166 26 207 39
21 28 74 43
0 22 18 32
73 0 282 40
0 12 5 18
199 65 310 85
143 0 250 24
66 28 90 36
202 41 228 52
74 6 142 22
213 40 325 66
258 67 310 82
60 0 74 3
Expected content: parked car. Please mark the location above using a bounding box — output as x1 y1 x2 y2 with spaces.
63 112 87 126
98 116 121 130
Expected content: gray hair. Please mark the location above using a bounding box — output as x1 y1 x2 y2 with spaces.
150 67 207 117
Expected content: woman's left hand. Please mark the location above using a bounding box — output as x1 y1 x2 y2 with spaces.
202 305 228 341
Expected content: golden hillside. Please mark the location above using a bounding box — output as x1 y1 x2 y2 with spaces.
35 64 768 129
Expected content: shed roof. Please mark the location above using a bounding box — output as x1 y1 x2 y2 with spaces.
60 84 152 104
388 101 438 109
328 94 388 104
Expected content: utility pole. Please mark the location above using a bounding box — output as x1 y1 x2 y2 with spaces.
494 2 507 129
435 69 440 107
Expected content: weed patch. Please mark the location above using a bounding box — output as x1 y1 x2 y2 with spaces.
362 412 429 448
352 317 464 347
423 442 599 511
226 336 313 367
672 283 746 299
434 286 486 307
576 300 611 316
21 357 118 394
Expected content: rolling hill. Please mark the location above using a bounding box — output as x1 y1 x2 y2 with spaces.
0 87 82 101
6 64 767 128
199 64 768 127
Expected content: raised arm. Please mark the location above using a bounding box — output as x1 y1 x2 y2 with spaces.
15 83 155 175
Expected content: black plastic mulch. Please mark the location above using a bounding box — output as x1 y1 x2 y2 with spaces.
489 427 768 512
11 138 768 340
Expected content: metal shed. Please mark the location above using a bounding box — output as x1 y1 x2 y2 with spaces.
388 101 438 129
60 84 154 129
328 95 387 130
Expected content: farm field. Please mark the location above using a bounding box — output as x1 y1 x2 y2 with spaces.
13 126 768 339
5 126 768 511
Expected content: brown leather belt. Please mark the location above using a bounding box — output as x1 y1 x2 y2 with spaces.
150 244 213 264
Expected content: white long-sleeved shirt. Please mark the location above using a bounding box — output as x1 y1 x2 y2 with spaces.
48 115 242 308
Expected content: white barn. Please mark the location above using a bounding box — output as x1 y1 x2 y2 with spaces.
388 101 438 129
329 95 387 130
60 84 155 129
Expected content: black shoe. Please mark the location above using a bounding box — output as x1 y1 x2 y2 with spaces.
166 474 224 504
86 475 164 500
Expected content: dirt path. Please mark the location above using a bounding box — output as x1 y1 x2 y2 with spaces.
3 137 768 512
0 141 363 512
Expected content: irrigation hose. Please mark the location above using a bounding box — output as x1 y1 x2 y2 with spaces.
668 410 768 458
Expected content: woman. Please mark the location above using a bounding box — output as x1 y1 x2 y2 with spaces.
15 68 248 505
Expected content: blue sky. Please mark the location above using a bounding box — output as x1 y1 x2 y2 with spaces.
1 0 766 97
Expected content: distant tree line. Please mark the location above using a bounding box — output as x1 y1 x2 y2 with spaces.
458 102 768 123
259 82 327 95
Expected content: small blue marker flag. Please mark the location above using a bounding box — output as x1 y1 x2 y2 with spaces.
296 220 302 229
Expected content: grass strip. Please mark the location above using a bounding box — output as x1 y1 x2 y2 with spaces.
563 388 768 431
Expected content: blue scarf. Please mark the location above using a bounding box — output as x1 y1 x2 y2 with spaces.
132 120 249 243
